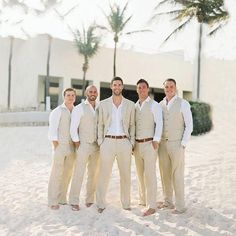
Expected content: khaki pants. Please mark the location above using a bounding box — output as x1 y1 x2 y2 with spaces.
96 138 132 209
134 141 158 209
48 144 75 206
158 140 185 211
69 142 99 205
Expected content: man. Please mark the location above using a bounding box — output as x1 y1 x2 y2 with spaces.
48 88 76 210
69 85 99 211
134 79 163 216
96 76 135 213
158 78 193 214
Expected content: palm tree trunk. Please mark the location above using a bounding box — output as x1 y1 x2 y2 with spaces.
82 61 88 98
7 37 14 110
196 23 203 100
82 70 87 98
113 41 117 77
45 35 52 111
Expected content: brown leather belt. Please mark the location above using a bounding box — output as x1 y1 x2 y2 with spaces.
105 135 127 139
135 138 153 143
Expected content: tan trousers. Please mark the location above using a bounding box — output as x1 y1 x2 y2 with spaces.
48 144 75 206
134 141 158 209
158 140 185 211
96 138 132 209
69 142 99 205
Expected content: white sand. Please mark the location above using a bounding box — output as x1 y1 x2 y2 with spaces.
1 74 236 235
0 115 235 236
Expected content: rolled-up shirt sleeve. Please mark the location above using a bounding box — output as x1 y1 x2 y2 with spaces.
48 107 61 141
181 100 193 147
70 105 83 142
151 101 163 142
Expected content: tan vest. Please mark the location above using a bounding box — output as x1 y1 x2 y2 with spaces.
135 99 155 139
78 103 98 143
160 97 184 141
58 107 72 144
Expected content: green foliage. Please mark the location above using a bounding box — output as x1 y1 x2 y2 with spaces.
151 0 229 41
189 101 213 135
74 24 101 97
75 25 100 64
99 2 150 76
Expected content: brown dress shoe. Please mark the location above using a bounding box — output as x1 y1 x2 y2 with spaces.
98 208 105 213
50 205 59 210
86 203 93 208
143 208 156 216
71 204 80 211
172 208 186 214
157 202 174 209
123 207 131 211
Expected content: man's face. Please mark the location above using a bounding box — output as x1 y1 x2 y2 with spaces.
64 91 76 105
86 86 98 102
164 81 176 98
111 80 123 96
137 82 149 100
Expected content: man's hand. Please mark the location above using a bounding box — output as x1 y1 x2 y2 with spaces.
152 141 159 150
74 141 80 149
52 141 59 149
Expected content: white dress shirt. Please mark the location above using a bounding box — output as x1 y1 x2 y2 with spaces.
70 99 99 142
135 96 163 142
163 95 193 146
106 100 126 136
48 103 73 141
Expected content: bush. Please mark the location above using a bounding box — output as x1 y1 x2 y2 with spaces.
189 101 213 135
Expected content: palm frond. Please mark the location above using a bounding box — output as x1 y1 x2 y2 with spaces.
63 3 79 17
120 1 129 18
125 29 152 35
151 0 229 42
162 16 192 44
150 9 185 23
154 0 173 10
74 25 101 59
120 15 132 32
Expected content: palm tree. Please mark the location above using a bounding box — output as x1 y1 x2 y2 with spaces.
1 0 61 110
151 0 229 100
4 20 25 110
74 25 100 98
101 2 149 77
45 34 52 110
7 36 14 110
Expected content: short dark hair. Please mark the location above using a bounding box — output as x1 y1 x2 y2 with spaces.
63 88 76 97
111 76 123 85
163 78 176 86
136 78 149 88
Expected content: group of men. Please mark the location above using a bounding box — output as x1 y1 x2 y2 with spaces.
47 76 193 216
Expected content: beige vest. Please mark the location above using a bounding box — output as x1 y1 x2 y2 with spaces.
135 99 155 139
78 103 97 143
58 107 72 144
160 97 184 141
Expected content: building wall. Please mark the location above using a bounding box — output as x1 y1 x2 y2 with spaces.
200 58 236 123
0 35 194 110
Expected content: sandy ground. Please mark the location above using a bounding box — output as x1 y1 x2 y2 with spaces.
0 112 236 236
1 67 236 235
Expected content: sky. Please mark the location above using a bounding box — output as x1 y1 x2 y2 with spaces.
0 0 236 61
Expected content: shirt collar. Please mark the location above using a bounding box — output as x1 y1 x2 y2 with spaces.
164 94 177 105
136 96 151 106
84 99 99 109
61 103 74 111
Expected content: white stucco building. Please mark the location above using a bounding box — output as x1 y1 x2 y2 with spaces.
0 35 194 111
